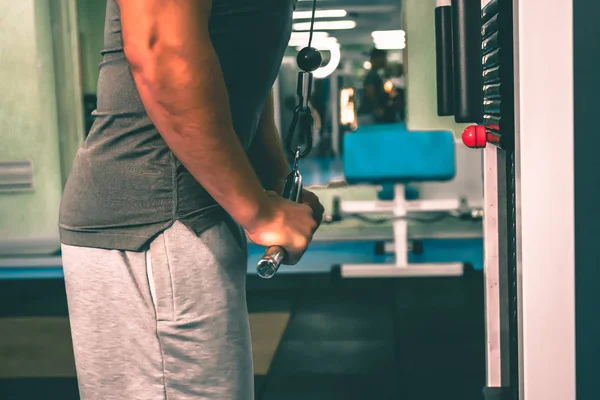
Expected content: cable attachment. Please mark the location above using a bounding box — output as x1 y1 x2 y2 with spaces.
297 71 313 109
297 47 322 73
285 72 314 157
285 0 321 159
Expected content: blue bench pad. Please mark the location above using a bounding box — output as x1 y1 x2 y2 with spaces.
343 125 456 184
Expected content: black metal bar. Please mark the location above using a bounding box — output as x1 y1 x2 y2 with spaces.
435 5 455 116
451 0 483 122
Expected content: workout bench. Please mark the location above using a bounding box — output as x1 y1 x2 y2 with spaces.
340 123 465 278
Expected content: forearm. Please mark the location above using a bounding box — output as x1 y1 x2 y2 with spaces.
248 91 290 193
126 28 269 229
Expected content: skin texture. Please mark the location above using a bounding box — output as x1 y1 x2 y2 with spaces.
116 0 322 264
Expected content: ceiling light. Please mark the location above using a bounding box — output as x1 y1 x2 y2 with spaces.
373 41 406 50
293 20 357 31
373 38 407 50
311 41 341 79
371 30 406 39
293 9 347 19
372 30 407 50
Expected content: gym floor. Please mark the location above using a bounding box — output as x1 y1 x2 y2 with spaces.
0 269 485 400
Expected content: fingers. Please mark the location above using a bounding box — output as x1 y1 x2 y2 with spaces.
302 189 324 211
313 207 324 227
283 225 313 265
301 189 325 225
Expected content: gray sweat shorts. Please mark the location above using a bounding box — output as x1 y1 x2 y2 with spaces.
61 220 253 400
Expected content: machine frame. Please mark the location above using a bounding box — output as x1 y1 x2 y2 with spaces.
481 0 577 398
513 0 576 398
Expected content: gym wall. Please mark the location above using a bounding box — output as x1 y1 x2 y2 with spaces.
0 0 84 255
403 0 470 136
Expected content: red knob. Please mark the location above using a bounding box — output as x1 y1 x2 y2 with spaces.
462 125 487 149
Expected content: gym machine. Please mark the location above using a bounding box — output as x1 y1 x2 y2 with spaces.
451 0 518 397
438 0 519 397
449 0 597 398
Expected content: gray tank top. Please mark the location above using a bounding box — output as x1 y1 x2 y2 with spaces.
59 0 295 251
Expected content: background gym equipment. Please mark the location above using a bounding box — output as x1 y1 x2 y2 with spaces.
338 123 467 278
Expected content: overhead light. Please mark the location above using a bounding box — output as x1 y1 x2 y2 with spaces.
363 61 372 70
371 30 406 42
371 30 406 39
372 30 406 50
293 20 356 31
373 41 406 50
293 9 347 19
311 41 341 79
373 37 407 50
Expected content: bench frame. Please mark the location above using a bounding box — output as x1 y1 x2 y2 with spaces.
339 183 465 278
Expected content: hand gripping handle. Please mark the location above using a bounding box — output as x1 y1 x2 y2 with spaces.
256 167 303 279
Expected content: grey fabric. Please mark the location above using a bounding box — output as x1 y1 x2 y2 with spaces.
59 0 296 251
62 220 252 400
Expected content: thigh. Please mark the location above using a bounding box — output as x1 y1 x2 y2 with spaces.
61 244 165 400
149 220 253 400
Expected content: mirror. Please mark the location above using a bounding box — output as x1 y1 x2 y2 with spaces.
276 0 406 163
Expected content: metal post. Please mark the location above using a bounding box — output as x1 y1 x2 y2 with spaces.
393 184 408 267
482 145 512 389
515 0 576 397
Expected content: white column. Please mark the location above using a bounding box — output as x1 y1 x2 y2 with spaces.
515 0 575 398
393 184 408 267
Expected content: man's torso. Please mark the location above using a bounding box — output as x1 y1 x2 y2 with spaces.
59 0 295 251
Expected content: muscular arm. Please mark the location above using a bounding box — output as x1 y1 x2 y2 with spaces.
248 90 290 194
117 0 271 230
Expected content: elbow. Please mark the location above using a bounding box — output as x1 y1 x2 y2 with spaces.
123 39 194 92
122 26 168 85
123 41 157 84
